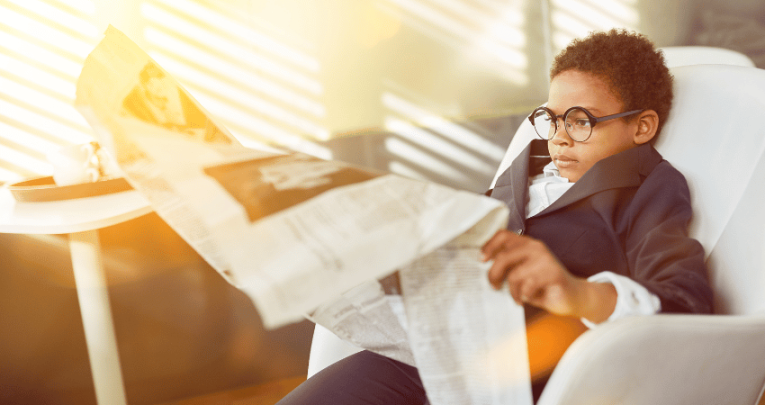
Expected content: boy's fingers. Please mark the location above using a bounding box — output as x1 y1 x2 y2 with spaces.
508 261 543 304
481 230 522 261
486 245 526 287
507 271 528 305
519 276 545 306
487 256 510 289
480 232 504 261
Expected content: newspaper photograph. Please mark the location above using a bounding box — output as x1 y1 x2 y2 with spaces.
74 26 532 405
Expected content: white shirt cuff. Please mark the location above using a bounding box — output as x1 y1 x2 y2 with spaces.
580 271 661 329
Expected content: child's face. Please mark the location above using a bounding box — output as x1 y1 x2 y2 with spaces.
546 70 640 182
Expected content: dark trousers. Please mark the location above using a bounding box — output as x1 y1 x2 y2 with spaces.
277 350 428 405
278 349 546 404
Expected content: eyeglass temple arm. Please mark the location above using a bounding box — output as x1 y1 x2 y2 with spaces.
593 109 644 123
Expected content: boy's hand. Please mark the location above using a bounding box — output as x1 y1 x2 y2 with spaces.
481 230 616 322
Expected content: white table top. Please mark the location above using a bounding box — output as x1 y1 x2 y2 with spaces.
0 186 152 234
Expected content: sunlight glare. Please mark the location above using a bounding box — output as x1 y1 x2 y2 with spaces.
0 76 90 128
153 0 319 72
140 3 322 95
0 166 24 183
384 137 473 184
51 0 95 15
479 40 527 70
0 5 93 58
0 53 75 98
0 143 51 174
550 11 597 49
581 0 639 26
0 121 61 154
0 30 83 78
382 92 505 161
145 30 325 118
148 52 328 140
0 98 92 144
384 0 527 84
385 116 496 177
433 0 507 31
4 0 98 38
486 20 526 48
551 0 639 44
185 90 331 160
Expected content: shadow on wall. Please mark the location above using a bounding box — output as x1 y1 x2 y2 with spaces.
0 213 314 405
323 113 526 194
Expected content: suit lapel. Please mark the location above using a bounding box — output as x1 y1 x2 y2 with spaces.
538 143 662 216
490 141 533 233
490 140 664 226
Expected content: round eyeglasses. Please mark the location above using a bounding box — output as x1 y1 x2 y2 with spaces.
528 106 643 142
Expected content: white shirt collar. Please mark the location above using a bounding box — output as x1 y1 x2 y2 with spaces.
526 162 572 218
542 161 565 179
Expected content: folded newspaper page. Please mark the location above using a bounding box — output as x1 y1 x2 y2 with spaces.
74 26 532 405
399 214 532 404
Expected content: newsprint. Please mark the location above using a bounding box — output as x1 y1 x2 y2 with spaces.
74 26 532 405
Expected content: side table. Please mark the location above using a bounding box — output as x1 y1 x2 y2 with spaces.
0 185 152 405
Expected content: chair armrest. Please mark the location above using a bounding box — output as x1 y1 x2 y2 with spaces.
538 314 765 405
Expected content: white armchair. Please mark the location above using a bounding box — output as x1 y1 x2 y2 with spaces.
494 64 765 405
308 64 765 404
659 46 755 68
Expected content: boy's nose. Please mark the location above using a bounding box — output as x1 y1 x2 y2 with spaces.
550 121 572 145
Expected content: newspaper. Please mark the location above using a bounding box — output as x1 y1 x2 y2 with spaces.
74 26 532 405
399 214 532 404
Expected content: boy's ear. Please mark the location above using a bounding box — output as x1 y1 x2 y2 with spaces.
633 110 659 145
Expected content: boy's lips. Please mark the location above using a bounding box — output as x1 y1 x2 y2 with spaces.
554 154 578 168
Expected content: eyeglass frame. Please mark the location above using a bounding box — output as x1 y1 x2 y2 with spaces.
528 106 644 142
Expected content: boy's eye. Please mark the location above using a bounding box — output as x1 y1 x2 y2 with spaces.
565 116 590 128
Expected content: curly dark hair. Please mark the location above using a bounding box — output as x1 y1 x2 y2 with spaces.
550 29 673 140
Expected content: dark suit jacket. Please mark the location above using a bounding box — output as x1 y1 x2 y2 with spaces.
490 139 713 315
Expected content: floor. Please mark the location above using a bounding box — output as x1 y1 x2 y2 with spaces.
158 377 305 405
0 215 314 405
163 376 765 405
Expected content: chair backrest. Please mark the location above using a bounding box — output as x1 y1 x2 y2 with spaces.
659 46 755 68
491 64 765 316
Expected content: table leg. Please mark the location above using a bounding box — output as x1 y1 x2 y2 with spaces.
69 230 128 405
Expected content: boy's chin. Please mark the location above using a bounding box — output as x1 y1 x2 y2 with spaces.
557 168 581 183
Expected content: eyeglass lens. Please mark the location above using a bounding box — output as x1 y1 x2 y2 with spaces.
532 108 593 142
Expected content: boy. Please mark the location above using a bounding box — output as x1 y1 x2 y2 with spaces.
279 29 713 404
483 29 713 398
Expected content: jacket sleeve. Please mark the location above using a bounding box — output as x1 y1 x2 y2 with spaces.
622 161 714 314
